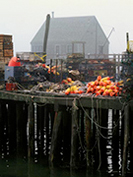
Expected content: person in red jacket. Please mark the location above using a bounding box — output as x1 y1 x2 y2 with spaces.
8 57 21 66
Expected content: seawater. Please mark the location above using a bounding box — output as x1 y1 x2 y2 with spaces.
0 158 121 177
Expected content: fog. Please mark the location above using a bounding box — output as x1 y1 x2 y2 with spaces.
0 0 133 55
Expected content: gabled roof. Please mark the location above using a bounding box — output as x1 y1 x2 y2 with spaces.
31 23 45 44
31 16 108 46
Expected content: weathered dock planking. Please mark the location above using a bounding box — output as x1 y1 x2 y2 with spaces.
0 90 133 176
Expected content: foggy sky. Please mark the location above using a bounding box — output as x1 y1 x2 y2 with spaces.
0 0 133 55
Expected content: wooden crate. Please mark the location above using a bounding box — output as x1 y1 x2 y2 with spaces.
0 44 3 56
0 52 3 57
0 42 3 49
3 41 13 49
0 34 12 42
0 57 11 63
4 49 13 57
0 62 6 71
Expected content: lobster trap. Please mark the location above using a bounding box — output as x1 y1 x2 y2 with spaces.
121 53 133 100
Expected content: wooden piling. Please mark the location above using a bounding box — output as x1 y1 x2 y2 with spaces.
79 109 85 162
0 102 3 155
37 104 45 160
129 109 133 171
70 98 79 168
112 109 119 171
122 104 129 176
49 111 62 167
7 101 17 156
44 104 50 158
16 102 28 158
100 108 108 169
85 108 92 167
0 101 8 158
62 108 71 166
28 101 34 158
120 109 124 169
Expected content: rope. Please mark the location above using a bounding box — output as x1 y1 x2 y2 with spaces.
72 97 97 156
78 98 109 130
36 102 48 107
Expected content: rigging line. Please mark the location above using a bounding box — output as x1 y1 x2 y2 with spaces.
72 97 86 152
73 98 98 153
36 102 47 107
96 124 112 140
78 98 108 129
77 97 119 130
95 100 111 139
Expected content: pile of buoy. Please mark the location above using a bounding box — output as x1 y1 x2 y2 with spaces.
64 77 84 95
86 76 123 97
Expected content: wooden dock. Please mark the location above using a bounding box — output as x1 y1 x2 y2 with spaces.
0 90 133 176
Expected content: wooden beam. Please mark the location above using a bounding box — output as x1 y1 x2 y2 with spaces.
0 91 133 111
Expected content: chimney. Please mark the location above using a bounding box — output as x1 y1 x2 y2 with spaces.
52 11 54 18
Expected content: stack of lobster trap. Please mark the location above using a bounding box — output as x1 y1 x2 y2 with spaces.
121 53 133 100
0 34 13 63
121 33 133 100
0 34 14 81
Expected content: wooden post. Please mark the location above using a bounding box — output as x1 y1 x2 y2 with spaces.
62 108 71 165
50 104 55 136
120 110 124 164
85 108 92 167
100 109 108 169
80 109 85 161
16 102 28 158
129 109 133 171
44 105 49 158
37 104 44 161
49 111 62 167
0 102 3 155
122 104 129 176
7 101 17 156
0 101 8 158
70 98 79 168
112 110 119 171
95 108 108 170
28 101 34 158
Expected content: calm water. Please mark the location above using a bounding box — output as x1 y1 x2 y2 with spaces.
0 158 117 177
0 157 132 177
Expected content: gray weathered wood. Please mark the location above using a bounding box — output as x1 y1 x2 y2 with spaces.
122 104 129 176
28 102 34 158
70 98 79 168
85 108 92 167
49 111 62 167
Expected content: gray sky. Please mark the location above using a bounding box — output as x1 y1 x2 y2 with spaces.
0 0 133 55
